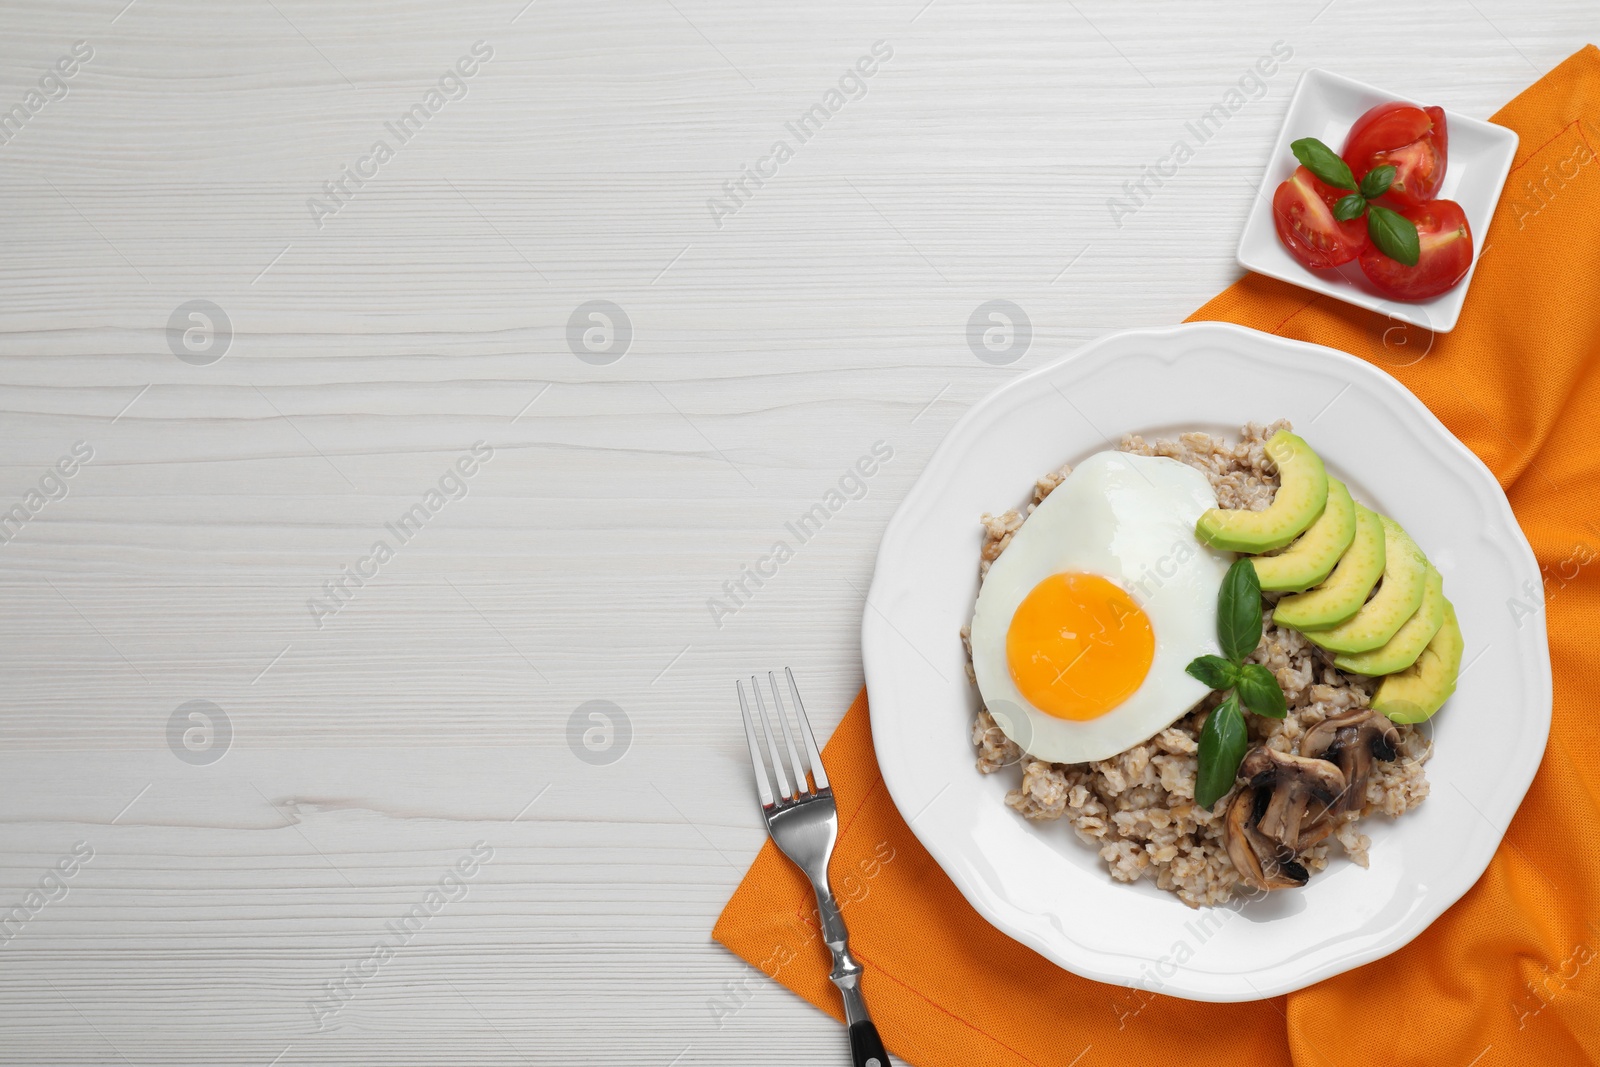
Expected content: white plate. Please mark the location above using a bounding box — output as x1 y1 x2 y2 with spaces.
1237 68 1518 334
862 322 1551 1002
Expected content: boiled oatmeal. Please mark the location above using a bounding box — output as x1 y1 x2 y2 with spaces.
964 421 1432 907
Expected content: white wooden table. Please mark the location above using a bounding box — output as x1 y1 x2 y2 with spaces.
0 1 1586 1063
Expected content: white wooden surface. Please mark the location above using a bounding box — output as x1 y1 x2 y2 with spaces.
0 1 1587 1063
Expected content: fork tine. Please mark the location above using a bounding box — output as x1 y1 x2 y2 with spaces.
751 675 793 801
736 680 774 808
767 671 812 795
782 667 829 791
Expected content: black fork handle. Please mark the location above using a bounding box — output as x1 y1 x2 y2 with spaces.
849 1019 889 1066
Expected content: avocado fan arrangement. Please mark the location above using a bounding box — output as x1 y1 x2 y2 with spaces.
1195 428 1464 725
1171 427 1465 820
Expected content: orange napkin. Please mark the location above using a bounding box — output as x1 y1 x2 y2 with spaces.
714 46 1600 1066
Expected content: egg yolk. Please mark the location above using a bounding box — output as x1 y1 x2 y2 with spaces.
1005 572 1154 721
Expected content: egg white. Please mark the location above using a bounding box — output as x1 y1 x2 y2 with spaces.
970 450 1232 764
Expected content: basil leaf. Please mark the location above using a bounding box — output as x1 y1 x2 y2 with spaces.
1217 558 1263 663
1196 694 1248 810
1332 194 1367 222
1185 654 1240 691
1367 204 1421 266
1235 663 1288 719
1359 164 1396 200
1290 137 1357 191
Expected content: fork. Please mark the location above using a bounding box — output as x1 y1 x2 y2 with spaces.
738 669 889 1067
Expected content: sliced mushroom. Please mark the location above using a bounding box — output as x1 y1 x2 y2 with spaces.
1302 708 1399 814
1224 786 1310 891
1237 747 1347 854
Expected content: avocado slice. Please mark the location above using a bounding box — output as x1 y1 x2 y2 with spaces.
1334 564 1445 675
1250 478 1357 592
1195 430 1329 553
1301 516 1429 654
1271 505 1386 631
1371 600 1463 723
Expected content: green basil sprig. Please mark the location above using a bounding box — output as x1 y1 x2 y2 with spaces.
1235 663 1288 719
1289 137 1419 267
1185 654 1237 690
1216 559 1263 663
1332 194 1366 222
1185 558 1287 809
1360 164 1397 200
1290 138 1356 191
1365 204 1421 267
1195 693 1247 813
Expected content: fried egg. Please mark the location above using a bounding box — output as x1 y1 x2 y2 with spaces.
970 450 1232 764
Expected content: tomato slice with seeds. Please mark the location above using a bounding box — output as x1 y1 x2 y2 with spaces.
1271 165 1369 269
1342 102 1448 209
1358 199 1473 301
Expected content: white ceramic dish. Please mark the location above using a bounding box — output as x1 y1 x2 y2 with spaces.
862 322 1551 1002
1237 68 1518 333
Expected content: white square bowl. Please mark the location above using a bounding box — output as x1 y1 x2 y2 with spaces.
1236 67 1518 333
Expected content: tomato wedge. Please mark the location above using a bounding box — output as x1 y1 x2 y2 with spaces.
1342 102 1448 209
1358 199 1472 301
1271 165 1369 269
